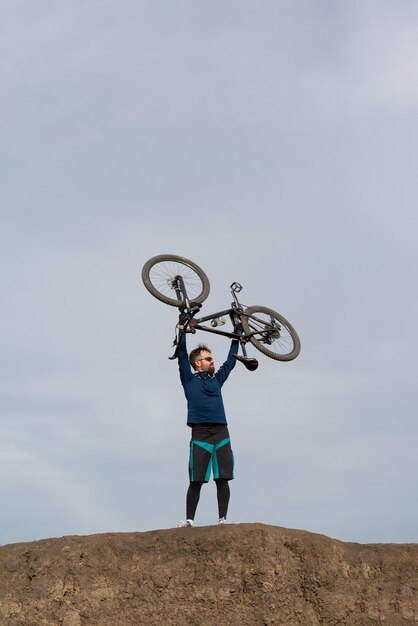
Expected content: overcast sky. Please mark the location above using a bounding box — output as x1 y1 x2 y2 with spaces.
1 1 417 546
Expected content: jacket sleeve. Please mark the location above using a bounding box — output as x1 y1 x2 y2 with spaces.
178 332 193 385
215 340 239 387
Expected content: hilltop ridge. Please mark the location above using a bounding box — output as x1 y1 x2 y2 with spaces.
0 523 417 625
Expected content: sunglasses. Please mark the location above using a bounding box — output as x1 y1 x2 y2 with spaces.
196 356 214 362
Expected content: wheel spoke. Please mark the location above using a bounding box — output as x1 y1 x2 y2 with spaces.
149 261 204 299
241 305 300 361
142 255 210 306
247 313 293 355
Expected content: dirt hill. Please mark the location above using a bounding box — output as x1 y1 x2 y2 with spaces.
0 523 417 626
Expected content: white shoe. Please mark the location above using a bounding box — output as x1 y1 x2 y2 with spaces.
176 519 193 528
218 517 227 524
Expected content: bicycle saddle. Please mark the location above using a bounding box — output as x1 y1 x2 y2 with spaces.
232 354 259 371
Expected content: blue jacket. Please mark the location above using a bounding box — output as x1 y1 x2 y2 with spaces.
178 334 239 426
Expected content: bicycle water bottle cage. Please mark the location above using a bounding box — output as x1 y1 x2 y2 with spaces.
232 354 259 371
210 316 226 327
230 282 242 293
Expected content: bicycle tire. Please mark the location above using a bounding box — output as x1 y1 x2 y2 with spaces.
141 254 210 307
241 305 301 362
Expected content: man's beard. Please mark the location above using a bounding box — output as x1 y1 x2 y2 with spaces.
208 364 215 375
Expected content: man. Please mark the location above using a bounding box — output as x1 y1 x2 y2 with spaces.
176 328 239 527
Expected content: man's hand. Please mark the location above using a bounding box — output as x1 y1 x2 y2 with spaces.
177 311 189 330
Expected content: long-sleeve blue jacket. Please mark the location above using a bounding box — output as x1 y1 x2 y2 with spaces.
178 333 239 426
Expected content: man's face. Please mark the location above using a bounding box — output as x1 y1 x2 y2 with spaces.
195 350 215 375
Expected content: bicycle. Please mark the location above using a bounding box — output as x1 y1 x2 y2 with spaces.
141 254 301 369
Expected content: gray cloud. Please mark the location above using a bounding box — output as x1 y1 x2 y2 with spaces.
1 1 417 545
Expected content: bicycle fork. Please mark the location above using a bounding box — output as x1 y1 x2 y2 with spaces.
172 275 190 308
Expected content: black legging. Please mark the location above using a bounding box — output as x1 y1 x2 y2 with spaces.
186 479 230 521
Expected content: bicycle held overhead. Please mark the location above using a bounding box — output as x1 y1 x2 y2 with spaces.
141 254 301 369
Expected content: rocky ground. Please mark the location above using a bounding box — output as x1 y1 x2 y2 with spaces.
0 523 417 625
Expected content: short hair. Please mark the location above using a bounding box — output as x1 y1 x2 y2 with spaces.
189 343 211 370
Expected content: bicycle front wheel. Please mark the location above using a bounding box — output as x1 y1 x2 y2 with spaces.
241 305 301 361
141 254 210 307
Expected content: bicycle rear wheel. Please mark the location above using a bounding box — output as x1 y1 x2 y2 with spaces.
241 305 301 361
141 254 210 307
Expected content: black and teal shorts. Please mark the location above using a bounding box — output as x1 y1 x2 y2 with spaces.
188 424 234 483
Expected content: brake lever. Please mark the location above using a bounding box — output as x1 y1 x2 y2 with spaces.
168 319 197 360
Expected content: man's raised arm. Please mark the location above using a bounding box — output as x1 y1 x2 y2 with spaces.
216 339 239 386
178 331 192 385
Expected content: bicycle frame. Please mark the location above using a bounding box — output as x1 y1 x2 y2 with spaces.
189 308 242 340
142 253 300 364
171 279 253 359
